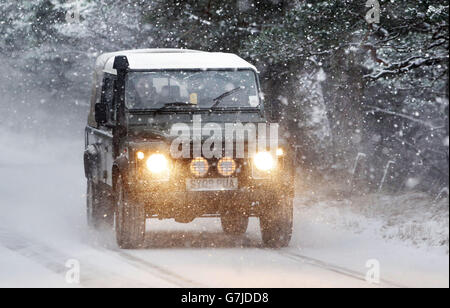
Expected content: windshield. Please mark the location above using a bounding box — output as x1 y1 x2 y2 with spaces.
125 70 260 110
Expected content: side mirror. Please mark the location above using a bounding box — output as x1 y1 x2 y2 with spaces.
95 103 107 125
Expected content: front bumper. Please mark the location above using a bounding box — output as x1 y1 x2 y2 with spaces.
127 156 295 219
131 183 283 219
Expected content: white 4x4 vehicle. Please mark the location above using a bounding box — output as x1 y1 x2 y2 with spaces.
84 49 294 249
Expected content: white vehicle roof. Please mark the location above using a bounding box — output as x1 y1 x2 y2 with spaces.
88 49 259 126
95 49 257 75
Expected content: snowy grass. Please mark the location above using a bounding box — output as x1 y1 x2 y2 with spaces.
296 190 449 254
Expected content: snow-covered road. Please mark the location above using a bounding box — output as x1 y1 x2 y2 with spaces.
0 135 448 288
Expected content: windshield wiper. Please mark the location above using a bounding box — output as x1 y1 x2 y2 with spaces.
210 87 243 109
156 102 198 111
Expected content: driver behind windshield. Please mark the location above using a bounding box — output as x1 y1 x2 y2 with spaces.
129 76 158 109
126 71 259 109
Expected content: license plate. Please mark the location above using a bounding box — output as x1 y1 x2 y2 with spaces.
186 178 238 191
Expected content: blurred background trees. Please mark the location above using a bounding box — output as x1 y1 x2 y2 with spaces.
0 0 448 195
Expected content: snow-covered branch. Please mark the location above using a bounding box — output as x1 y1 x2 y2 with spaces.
364 55 449 80
367 106 445 130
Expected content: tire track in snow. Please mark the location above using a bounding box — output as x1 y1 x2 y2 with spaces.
0 230 68 277
278 251 406 288
86 231 206 287
0 228 173 287
111 250 205 288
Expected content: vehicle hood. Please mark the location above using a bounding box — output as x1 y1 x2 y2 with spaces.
126 111 269 142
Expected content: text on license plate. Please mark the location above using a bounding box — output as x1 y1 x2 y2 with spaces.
186 178 238 191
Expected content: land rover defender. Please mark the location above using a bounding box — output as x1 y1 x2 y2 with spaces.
84 49 295 249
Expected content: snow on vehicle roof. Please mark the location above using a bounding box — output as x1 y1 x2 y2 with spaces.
96 49 257 75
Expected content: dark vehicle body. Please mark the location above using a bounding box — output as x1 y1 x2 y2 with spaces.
84 49 294 249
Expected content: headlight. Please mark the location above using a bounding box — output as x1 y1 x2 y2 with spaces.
190 157 209 177
136 151 145 160
146 154 169 174
276 148 284 156
253 152 275 171
218 157 236 176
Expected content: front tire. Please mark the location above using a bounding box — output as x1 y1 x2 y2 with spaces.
221 211 249 236
260 197 293 248
114 175 146 249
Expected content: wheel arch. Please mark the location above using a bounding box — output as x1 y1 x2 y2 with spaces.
112 155 129 192
84 144 100 180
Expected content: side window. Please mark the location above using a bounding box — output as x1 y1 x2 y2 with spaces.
101 77 115 123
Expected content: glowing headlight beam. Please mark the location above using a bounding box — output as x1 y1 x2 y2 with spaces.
253 152 275 171
146 154 169 174
276 148 284 156
136 151 145 160
190 157 209 177
218 157 236 176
